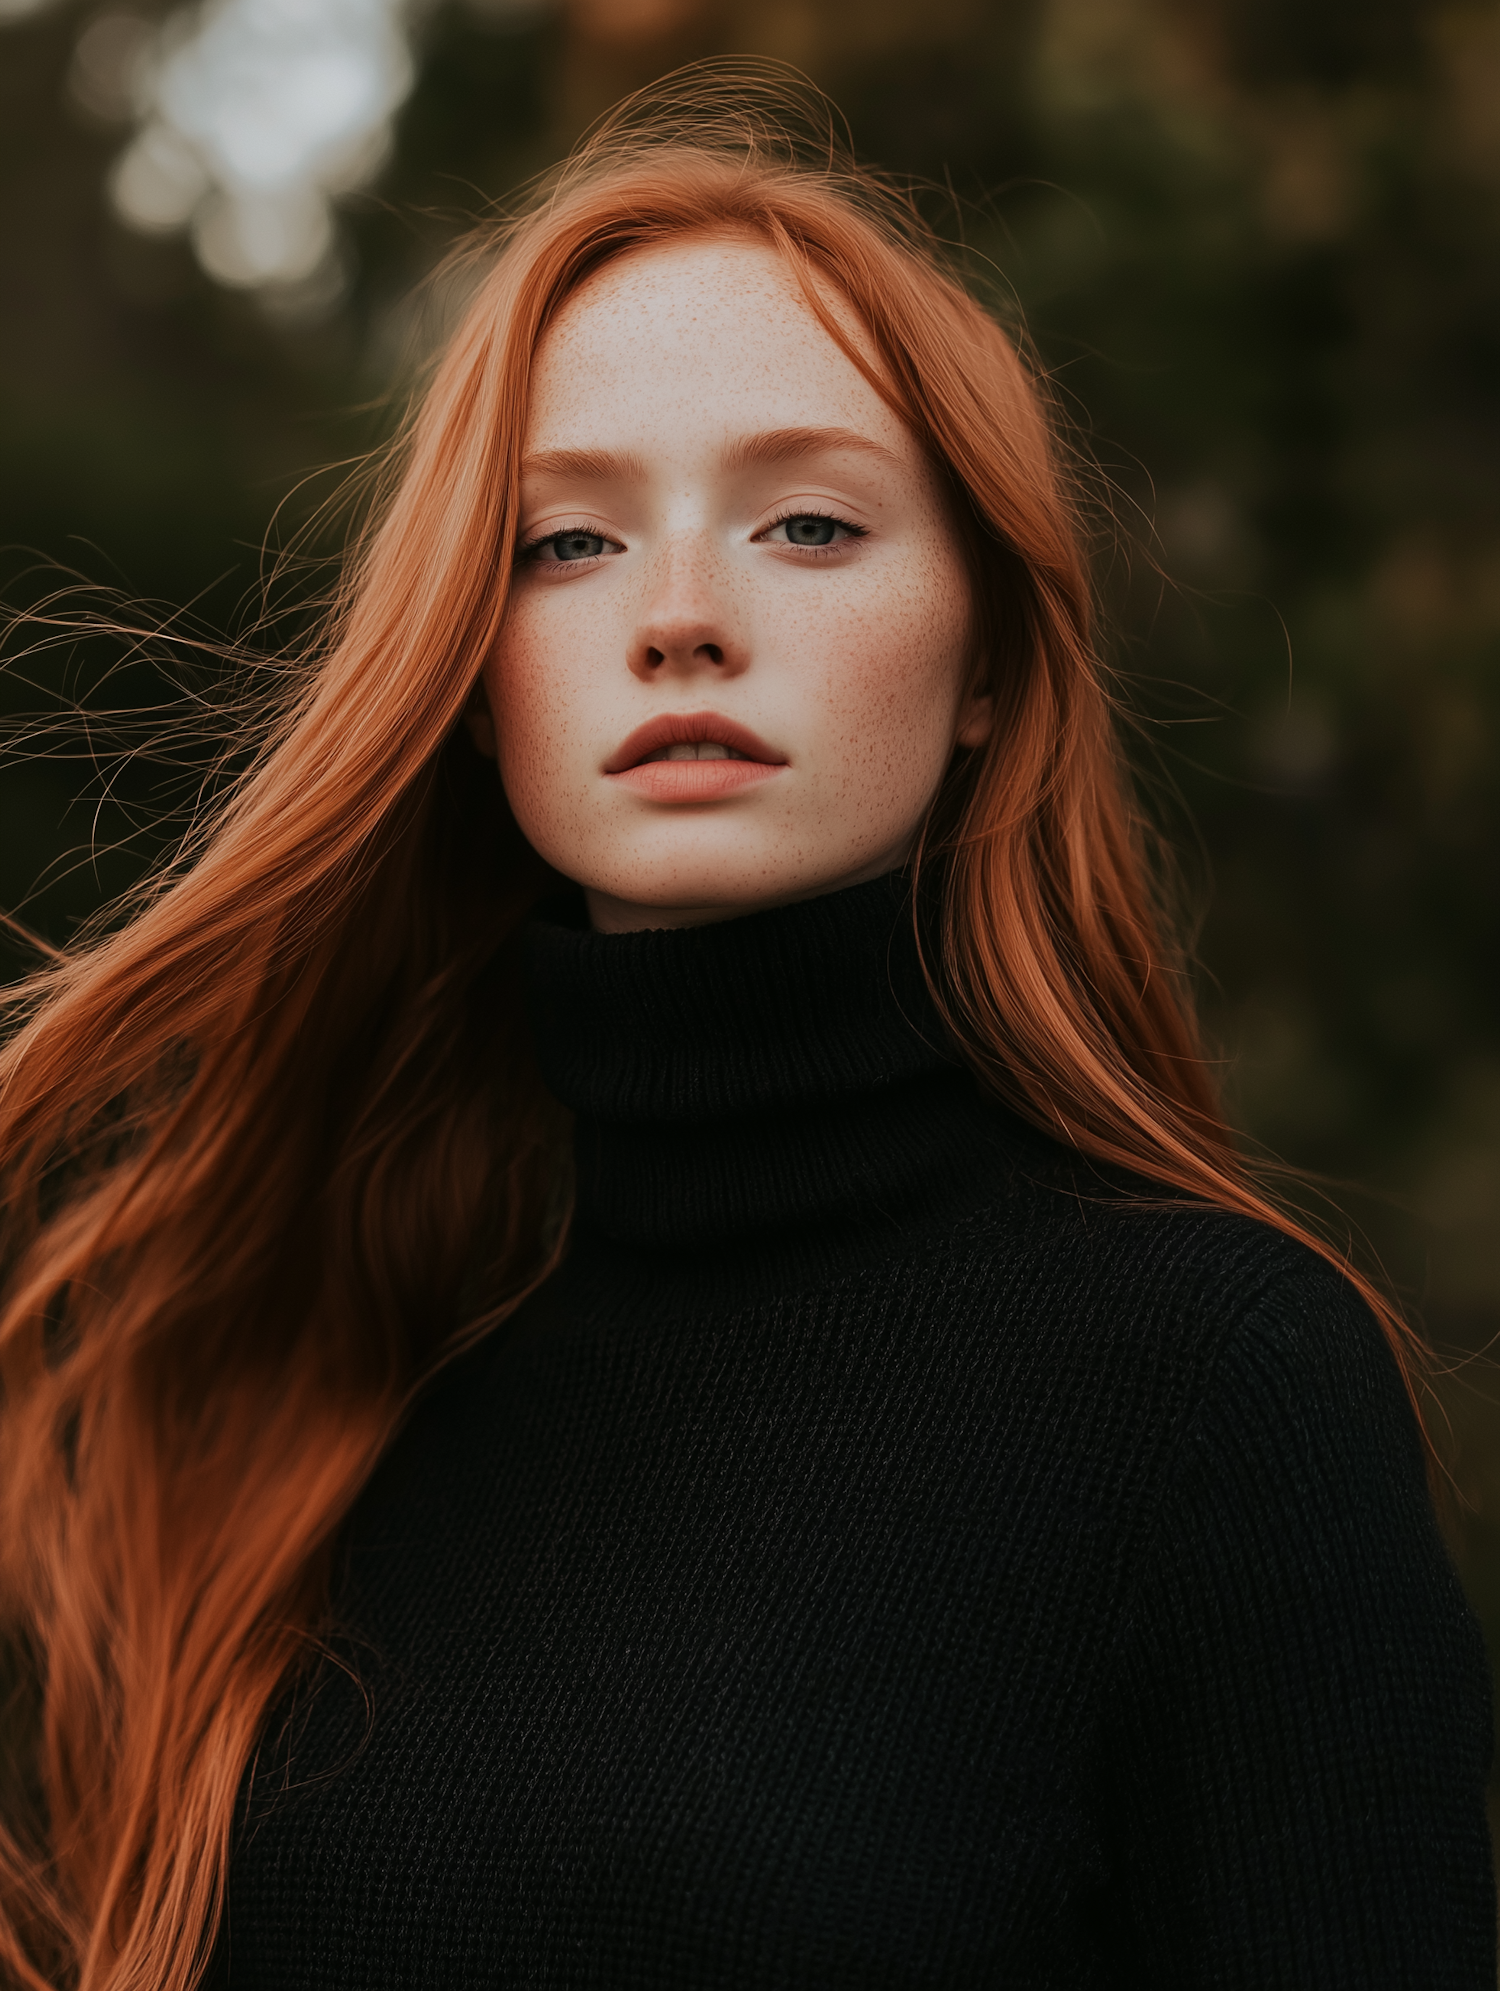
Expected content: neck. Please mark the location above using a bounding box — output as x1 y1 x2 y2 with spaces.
522 875 1033 1297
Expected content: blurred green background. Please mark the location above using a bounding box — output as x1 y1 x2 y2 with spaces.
3 0 1498 1864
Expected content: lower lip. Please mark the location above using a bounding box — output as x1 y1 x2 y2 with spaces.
609 759 785 802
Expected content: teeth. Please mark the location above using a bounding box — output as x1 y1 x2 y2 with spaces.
648 741 748 763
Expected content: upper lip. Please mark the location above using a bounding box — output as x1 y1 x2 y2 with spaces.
605 711 786 772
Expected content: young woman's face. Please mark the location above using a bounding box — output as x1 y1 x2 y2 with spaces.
475 235 989 932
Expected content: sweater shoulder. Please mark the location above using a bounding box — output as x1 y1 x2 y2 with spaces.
952 1153 1349 1336
934 1160 1414 1461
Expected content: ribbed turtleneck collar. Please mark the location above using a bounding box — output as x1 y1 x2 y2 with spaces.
522 875 1026 1271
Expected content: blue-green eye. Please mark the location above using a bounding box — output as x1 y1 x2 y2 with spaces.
764 513 863 549
783 516 837 546
534 530 608 563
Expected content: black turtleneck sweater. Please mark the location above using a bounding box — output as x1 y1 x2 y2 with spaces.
219 877 1494 1987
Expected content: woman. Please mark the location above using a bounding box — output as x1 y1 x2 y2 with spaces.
0 72 1491 1990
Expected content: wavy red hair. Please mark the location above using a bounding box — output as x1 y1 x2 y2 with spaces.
0 69 1425 1991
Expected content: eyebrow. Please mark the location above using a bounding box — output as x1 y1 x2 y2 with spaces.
519 445 650 483
720 425 900 473
519 427 898 486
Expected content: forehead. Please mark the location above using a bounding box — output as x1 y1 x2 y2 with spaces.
526 234 908 455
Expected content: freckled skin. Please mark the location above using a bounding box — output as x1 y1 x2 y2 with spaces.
472 236 990 933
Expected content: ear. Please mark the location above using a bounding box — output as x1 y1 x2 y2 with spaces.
954 679 994 751
463 676 498 760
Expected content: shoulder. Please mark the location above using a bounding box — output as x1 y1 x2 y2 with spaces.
1185 1234 1427 1493
1082 1222 1495 1978
1099 1218 1492 1818
937 1154 1426 1491
954 1148 1374 1365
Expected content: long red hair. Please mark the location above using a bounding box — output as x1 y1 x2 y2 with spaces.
0 68 1425 1991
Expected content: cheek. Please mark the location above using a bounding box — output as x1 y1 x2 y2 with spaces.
818 550 972 786
482 615 583 841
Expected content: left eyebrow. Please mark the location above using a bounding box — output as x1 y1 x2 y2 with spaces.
720 426 901 474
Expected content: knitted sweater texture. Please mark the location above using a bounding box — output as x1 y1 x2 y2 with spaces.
219 877 1494 1987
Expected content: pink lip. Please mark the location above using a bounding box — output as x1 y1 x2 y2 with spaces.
605 711 787 804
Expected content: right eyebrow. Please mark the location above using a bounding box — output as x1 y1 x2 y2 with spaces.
519 446 649 483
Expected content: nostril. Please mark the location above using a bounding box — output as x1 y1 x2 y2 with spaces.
645 647 664 667
702 644 724 665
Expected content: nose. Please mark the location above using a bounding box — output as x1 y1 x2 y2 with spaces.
628 537 748 683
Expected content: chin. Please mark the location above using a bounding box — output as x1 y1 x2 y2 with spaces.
580 861 821 930
581 841 791 907
603 872 796 916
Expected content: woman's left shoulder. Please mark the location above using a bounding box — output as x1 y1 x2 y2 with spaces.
1091 1208 1496 1981
1179 1221 1431 1503
983 1164 1392 1370
1198 1225 1413 1411
962 1171 1426 1478
1143 1203 1423 1472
